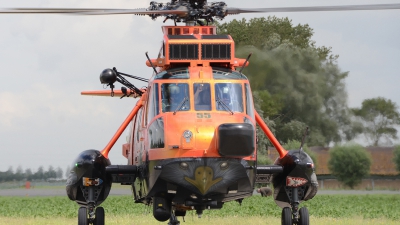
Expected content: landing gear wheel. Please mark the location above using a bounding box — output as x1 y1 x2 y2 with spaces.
281 207 292 225
78 207 88 225
94 207 105 225
299 207 309 225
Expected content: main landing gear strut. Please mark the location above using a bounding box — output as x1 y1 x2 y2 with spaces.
281 187 309 225
77 184 105 225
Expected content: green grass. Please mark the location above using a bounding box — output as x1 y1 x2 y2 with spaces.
1 216 399 225
1 195 400 220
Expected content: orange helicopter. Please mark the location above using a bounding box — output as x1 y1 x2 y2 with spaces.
2 1 400 225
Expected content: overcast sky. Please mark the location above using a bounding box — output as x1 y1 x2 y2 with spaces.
0 0 399 172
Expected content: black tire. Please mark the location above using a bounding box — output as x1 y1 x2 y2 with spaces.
281 207 292 225
94 207 105 225
299 207 309 225
78 207 88 225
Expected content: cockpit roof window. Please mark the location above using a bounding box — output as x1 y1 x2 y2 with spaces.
155 68 189 80
212 67 248 80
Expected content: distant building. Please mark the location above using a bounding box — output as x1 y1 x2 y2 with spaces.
266 146 398 176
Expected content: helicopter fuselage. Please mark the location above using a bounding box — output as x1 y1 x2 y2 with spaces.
73 24 317 223
126 64 257 217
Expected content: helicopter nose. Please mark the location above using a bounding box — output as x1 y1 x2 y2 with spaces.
184 166 222 194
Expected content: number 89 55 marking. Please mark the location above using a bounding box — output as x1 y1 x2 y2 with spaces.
197 113 211 118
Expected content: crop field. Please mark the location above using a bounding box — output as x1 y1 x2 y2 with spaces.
1 195 399 224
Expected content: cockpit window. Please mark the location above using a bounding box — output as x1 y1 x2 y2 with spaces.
161 83 190 112
155 68 189 79
194 83 211 111
215 83 244 112
245 83 255 119
213 67 248 80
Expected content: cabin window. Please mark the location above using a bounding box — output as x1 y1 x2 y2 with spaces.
135 108 143 142
215 83 244 112
146 84 159 123
193 83 211 111
245 83 255 119
161 83 190 112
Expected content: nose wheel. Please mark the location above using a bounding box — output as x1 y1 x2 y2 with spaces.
281 207 292 225
78 207 88 225
281 186 310 225
77 184 105 225
281 206 309 225
298 207 309 225
78 206 105 225
95 207 105 225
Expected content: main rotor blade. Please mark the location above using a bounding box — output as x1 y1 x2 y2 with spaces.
226 3 400 15
0 8 112 14
0 8 188 16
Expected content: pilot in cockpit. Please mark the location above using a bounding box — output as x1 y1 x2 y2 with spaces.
194 83 211 110
162 84 189 112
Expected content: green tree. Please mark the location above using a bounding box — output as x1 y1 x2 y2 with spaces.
216 17 333 60
45 165 57 180
65 165 71 179
15 166 24 181
352 97 400 146
328 144 371 189
5 166 14 182
253 91 275 155
56 167 63 179
394 145 400 173
277 120 307 145
25 168 33 181
217 17 355 146
34 166 44 180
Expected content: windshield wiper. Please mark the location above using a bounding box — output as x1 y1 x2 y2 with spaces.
173 96 188 115
216 97 234 115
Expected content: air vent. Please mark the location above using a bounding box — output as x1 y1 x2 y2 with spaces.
169 44 199 60
201 35 229 39
201 44 231 60
168 35 197 39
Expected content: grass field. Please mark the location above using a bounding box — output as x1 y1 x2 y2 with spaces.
1 216 399 225
1 194 399 224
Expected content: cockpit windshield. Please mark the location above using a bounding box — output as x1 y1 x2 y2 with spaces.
215 83 244 112
213 67 248 80
194 83 211 111
155 68 189 80
161 83 190 113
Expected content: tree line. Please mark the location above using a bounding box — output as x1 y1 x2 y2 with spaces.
216 17 400 150
0 165 71 182
216 17 400 189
